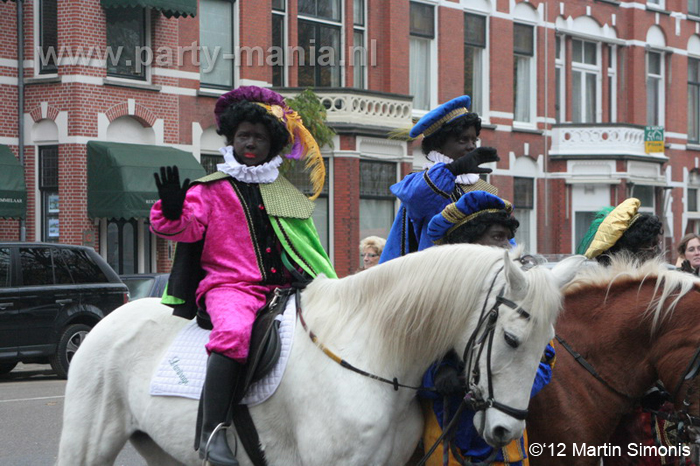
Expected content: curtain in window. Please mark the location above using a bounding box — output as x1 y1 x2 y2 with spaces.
647 76 660 126
465 46 482 114
360 199 394 240
513 209 531 253
200 0 233 88
585 73 596 122
410 38 431 110
514 56 531 122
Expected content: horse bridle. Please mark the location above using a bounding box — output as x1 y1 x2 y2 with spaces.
460 291 530 421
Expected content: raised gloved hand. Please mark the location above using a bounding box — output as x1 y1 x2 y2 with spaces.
445 147 500 176
154 166 190 220
434 364 464 397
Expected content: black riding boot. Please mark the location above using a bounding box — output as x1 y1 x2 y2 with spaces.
199 352 241 466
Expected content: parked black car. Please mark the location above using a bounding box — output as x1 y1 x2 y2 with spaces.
0 242 128 378
119 273 169 301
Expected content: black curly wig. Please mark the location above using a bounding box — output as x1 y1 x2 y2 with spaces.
443 210 519 245
421 112 482 156
597 213 663 265
216 100 290 159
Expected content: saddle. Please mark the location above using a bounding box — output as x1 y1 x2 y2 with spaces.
195 287 294 396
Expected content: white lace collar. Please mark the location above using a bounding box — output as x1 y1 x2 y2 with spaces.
424 150 480 185
216 146 282 184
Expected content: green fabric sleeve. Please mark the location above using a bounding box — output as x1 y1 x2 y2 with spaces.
271 216 337 279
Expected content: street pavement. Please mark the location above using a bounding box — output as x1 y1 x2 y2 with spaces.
0 363 146 466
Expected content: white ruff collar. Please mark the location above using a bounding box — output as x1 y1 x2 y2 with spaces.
424 151 480 185
216 146 282 184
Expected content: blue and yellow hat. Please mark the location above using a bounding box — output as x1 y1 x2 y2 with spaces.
409 95 472 139
427 191 512 244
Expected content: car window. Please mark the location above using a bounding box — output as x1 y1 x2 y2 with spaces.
123 277 155 300
51 248 74 285
0 248 9 287
58 248 107 283
20 247 54 286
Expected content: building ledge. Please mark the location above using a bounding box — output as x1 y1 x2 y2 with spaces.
25 75 61 85
277 87 414 131
103 77 162 92
550 123 668 164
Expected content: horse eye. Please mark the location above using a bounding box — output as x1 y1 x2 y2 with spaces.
504 332 519 349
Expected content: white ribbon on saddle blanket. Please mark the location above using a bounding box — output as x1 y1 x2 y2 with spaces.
149 294 296 406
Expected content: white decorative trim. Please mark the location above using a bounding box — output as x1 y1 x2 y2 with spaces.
152 67 200 80
491 111 514 119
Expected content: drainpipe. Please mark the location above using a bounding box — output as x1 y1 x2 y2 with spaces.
17 0 26 241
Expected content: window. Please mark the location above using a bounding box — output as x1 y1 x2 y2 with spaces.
608 45 617 122
201 153 224 175
299 0 341 20
513 177 534 253
359 161 396 240
689 188 698 212
352 0 366 89
107 219 154 274
39 0 58 74
647 51 664 126
272 0 286 87
692 0 700 16
0 248 10 287
410 2 434 111
633 185 655 209
689 58 700 144
574 211 598 251
200 0 235 89
555 35 565 122
297 4 341 88
19 248 53 286
464 13 486 115
571 39 599 123
285 159 330 251
106 7 147 80
513 23 535 124
39 145 59 243
55 248 107 284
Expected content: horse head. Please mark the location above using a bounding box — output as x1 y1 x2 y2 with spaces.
469 253 585 447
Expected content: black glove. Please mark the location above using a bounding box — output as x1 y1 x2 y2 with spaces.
434 364 464 397
154 166 190 220
445 147 500 176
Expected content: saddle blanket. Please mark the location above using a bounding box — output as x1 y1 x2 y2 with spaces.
149 295 296 406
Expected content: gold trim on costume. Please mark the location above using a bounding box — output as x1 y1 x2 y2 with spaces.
422 108 469 137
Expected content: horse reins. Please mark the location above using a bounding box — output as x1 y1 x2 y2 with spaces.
554 334 635 400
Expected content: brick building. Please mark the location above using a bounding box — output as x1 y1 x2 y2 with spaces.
0 0 698 278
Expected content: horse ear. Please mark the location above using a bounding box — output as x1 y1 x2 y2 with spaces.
503 250 528 294
550 255 587 289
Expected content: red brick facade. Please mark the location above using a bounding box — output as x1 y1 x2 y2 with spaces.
1 0 698 277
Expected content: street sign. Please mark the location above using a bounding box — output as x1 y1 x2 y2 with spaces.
644 126 664 154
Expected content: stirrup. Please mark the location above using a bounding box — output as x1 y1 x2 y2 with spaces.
201 422 237 466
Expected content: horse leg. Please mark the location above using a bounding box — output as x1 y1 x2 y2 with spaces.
57 375 134 466
129 431 186 466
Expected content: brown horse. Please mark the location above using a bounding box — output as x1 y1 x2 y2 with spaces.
527 258 700 466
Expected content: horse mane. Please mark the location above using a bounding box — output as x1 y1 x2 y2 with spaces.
563 253 700 332
300 244 561 371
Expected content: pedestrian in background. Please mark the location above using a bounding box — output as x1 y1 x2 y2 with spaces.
677 232 700 275
359 236 385 271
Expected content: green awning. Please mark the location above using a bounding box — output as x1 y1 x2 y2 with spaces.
100 0 196 18
87 141 206 220
0 145 26 219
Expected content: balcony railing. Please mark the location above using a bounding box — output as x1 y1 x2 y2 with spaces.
279 88 413 131
550 123 666 160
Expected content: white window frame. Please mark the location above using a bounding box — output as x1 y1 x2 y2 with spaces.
689 55 700 144
646 50 665 127
571 38 602 124
409 0 438 116
608 44 617 123
272 0 288 87
199 0 236 90
513 22 537 128
555 34 566 123
33 0 58 77
647 0 665 10
104 7 152 84
463 11 488 119
352 0 367 89
297 2 345 88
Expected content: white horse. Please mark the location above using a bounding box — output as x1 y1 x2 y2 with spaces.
57 244 583 466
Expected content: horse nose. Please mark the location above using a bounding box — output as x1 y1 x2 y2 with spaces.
492 425 511 445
